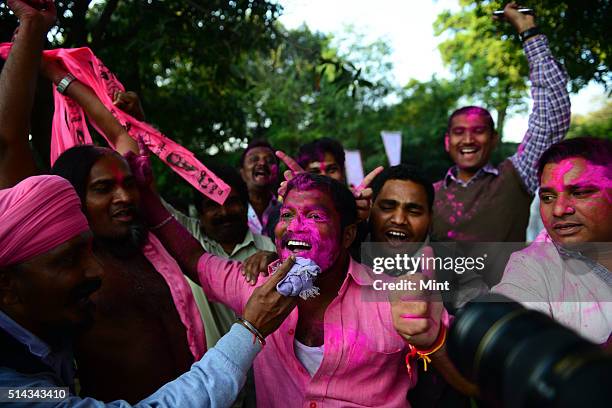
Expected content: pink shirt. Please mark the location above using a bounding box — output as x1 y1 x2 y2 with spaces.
197 254 414 407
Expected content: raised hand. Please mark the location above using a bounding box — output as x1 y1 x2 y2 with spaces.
275 150 305 198
113 91 146 121
351 165 384 223
241 250 278 285
9 0 56 32
494 2 536 33
243 256 298 337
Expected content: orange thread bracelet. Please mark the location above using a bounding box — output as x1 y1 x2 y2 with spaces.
406 323 447 372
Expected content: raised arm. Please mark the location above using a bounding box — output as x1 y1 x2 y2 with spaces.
40 57 139 155
0 0 56 189
503 3 571 194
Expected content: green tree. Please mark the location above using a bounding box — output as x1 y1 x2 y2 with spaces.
473 0 611 91
567 101 612 139
0 0 284 155
434 0 529 138
240 25 396 171
434 0 611 139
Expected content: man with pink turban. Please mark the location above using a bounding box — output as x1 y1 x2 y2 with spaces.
0 176 297 407
0 2 297 406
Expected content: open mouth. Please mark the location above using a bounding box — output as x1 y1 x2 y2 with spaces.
285 239 312 253
253 167 270 181
385 230 410 242
459 146 480 159
553 223 583 235
111 208 134 222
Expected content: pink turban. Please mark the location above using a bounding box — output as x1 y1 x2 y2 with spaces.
0 175 89 267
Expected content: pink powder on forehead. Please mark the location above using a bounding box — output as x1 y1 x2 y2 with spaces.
276 189 341 271
546 159 577 191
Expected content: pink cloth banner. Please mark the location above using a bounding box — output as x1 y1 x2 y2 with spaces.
0 43 230 206
0 44 208 359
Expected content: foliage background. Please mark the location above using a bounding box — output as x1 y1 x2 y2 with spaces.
0 0 608 205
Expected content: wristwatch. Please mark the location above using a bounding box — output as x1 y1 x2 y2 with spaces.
56 73 76 94
519 26 541 43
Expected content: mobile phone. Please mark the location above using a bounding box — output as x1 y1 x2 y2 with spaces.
493 8 534 16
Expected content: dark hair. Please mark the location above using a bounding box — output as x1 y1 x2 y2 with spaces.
371 164 435 211
283 172 357 229
239 139 277 167
537 137 612 180
50 145 117 204
193 164 249 212
447 106 495 133
296 137 346 170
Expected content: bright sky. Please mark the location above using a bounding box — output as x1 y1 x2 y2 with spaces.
278 0 609 143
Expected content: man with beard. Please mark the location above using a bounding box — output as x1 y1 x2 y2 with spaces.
0 15 207 403
0 176 299 407
239 139 280 236
143 171 473 407
0 5 298 404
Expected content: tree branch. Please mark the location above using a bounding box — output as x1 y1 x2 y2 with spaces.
91 0 120 49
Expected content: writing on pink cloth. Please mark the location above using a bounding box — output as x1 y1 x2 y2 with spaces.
0 43 230 205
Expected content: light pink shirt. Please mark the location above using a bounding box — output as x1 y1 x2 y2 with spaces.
197 254 414 407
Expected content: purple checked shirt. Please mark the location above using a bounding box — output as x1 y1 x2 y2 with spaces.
443 35 571 193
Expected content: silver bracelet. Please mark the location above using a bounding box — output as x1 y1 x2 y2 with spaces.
150 215 174 231
56 73 76 94
236 317 266 346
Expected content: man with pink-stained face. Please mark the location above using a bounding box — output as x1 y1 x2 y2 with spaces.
493 137 612 345
432 4 571 246
147 171 482 406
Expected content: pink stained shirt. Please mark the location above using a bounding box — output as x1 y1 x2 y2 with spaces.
197 253 414 408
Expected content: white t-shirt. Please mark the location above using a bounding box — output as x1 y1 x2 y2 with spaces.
294 339 324 377
493 241 612 345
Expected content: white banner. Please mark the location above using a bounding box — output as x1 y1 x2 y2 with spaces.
381 131 402 166
344 150 365 188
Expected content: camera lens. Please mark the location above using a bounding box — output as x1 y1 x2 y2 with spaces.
447 293 612 407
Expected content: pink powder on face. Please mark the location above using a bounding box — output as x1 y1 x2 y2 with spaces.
546 159 576 192
275 188 342 272
541 158 612 241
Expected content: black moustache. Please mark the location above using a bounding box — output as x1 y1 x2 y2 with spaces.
211 216 240 226
70 278 102 303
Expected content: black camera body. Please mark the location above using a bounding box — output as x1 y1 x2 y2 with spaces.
447 294 612 407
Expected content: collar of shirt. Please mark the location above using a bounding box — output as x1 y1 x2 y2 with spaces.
0 310 75 385
255 256 412 407
201 228 257 258
554 242 612 288
443 163 499 188
247 195 279 235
